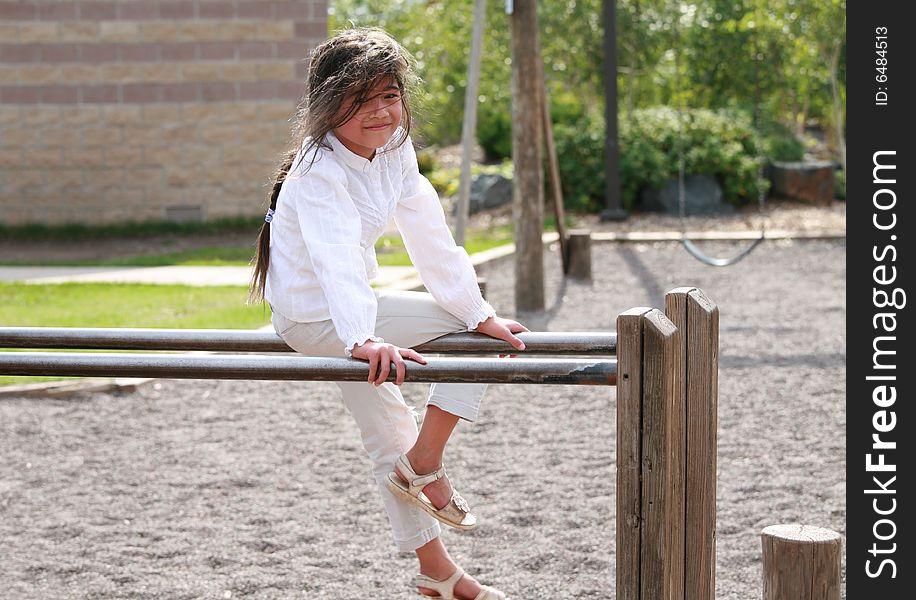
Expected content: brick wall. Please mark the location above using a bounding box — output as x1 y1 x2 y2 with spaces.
0 1 328 225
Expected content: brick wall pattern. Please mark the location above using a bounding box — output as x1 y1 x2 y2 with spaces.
0 1 328 225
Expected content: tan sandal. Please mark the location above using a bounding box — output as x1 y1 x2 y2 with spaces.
413 567 506 599
385 454 477 530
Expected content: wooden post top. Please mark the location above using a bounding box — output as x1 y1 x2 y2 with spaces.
762 524 842 544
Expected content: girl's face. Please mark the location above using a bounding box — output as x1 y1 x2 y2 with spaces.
333 80 403 160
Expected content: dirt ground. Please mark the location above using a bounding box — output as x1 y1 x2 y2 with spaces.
0 226 846 599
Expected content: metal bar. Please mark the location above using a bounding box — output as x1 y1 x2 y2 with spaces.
0 352 617 386
0 328 616 356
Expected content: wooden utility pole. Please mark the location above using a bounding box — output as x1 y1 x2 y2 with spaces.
601 0 627 221
455 0 488 246
510 0 545 312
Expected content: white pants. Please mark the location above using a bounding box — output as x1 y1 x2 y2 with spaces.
271 290 488 552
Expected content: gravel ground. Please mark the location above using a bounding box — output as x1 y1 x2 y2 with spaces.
0 237 846 599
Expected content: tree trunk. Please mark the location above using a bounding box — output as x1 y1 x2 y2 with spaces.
510 0 545 312
828 44 846 174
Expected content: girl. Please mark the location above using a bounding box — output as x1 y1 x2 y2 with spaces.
249 28 526 600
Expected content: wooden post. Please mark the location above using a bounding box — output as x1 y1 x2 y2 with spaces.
537 58 568 271
666 287 718 600
510 0 545 312
600 0 626 221
454 0 487 246
761 524 842 600
618 294 715 600
565 230 592 281
616 307 651 600
640 308 685 600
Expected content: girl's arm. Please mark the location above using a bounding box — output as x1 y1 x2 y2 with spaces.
394 137 526 348
395 171 496 331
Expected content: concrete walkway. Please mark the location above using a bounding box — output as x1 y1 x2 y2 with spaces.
0 264 421 289
0 228 845 289
0 239 524 290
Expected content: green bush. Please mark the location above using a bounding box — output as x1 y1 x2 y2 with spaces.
620 107 769 207
759 119 806 162
553 116 608 213
549 107 770 212
477 104 513 162
476 89 592 165
416 148 437 175
425 161 514 198
835 169 846 200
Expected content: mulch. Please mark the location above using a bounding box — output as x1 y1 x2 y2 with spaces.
0 237 846 599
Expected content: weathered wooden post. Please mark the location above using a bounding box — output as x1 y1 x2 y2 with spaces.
616 307 650 600
616 307 685 600
761 524 842 600
640 308 686 600
666 287 719 600
509 0 545 312
565 230 592 281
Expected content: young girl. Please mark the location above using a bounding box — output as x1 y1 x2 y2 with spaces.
249 28 526 600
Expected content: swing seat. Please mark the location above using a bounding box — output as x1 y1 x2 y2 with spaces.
681 234 765 267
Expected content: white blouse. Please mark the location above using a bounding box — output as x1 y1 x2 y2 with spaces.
265 128 496 354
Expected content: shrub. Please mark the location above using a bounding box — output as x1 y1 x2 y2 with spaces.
835 169 846 200
472 105 771 213
425 161 514 199
477 104 513 162
553 117 608 213
476 89 591 164
759 119 806 162
416 148 437 175
619 107 770 207
550 107 770 212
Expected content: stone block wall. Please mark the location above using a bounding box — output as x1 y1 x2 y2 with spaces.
0 1 328 225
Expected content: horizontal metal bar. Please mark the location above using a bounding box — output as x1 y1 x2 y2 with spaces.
0 328 616 356
0 352 616 386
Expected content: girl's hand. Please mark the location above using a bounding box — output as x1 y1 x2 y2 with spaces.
473 316 530 353
351 341 427 386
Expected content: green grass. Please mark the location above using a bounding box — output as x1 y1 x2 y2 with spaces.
1 230 520 268
0 217 575 268
0 246 256 267
374 227 516 266
0 282 270 385
0 216 262 242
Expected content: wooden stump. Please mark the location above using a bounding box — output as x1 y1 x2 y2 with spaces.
761 524 842 600
566 230 592 280
770 161 836 206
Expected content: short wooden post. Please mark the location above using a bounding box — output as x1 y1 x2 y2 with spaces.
639 309 685 600
666 287 719 600
616 307 651 600
761 524 842 600
565 230 592 280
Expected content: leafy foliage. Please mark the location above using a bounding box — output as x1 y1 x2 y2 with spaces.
834 169 845 201
328 0 844 210
553 107 770 211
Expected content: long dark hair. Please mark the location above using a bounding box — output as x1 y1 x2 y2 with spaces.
248 28 419 304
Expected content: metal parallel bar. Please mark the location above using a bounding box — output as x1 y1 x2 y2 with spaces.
0 352 617 386
0 328 616 356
